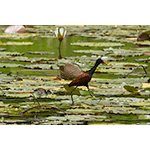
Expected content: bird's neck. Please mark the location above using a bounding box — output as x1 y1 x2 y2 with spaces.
86 62 100 77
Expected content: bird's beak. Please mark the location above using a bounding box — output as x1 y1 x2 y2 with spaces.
102 60 109 65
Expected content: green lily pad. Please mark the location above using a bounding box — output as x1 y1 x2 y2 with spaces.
124 85 140 94
73 50 107 55
8 56 57 62
135 58 150 63
0 41 34 45
64 84 80 95
0 33 41 39
134 41 150 46
0 52 24 57
0 63 22 68
70 42 125 47
0 47 7 51
138 115 150 120
27 51 56 55
22 64 59 70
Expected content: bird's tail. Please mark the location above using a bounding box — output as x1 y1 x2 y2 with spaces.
68 83 71 87
68 82 75 87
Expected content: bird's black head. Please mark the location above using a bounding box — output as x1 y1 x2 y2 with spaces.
86 58 108 77
96 58 108 65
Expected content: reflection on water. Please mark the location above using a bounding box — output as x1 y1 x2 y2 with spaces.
0 35 93 59
40 36 94 58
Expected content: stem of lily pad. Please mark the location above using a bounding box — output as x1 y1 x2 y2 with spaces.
58 41 62 59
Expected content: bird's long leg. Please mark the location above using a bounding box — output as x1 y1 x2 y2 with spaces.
32 92 40 106
36 99 40 106
32 92 36 105
86 84 94 97
36 95 41 106
122 65 147 78
70 86 78 105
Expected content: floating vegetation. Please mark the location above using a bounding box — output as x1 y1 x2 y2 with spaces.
0 41 34 45
0 25 149 125
70 42 125 47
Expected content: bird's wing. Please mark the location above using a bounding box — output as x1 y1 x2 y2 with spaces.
69 73 91 86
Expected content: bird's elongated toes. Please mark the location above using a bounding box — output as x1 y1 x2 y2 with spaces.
71 102 74 105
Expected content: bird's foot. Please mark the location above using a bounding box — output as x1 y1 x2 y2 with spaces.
71 102 74 105
93 96 96 98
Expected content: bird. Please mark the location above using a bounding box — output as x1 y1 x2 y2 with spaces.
68 58 108 105
32 88 51 105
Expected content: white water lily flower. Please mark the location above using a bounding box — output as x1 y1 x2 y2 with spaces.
55 27 58 36
59 28 64 35
101 56 108 61
54 27 67 42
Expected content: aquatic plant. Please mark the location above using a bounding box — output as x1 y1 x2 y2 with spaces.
54 27 67 59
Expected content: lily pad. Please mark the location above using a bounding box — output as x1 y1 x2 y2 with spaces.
73 48 145 57
0 41 34 45
70 42 125 47
73 49 107 55
64 84 80 95
0 63 22 68
134 41 150 46
135 58 150 63
124 85 140 94
103 48 145 57
27 51 56 55
8 56 57 62
0 33 41 39
0 52 24 57
0 47 7 51
22 64 59 70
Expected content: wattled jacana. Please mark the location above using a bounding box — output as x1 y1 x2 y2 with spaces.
68 58 108 105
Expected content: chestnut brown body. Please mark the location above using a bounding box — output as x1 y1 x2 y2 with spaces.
68 58 108 105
